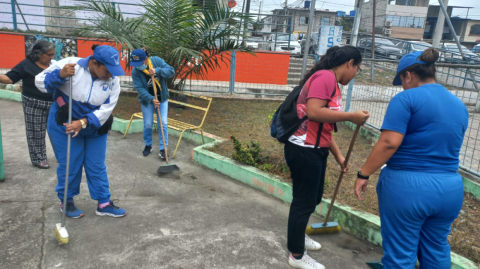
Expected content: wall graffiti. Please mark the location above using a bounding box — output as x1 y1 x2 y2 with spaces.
25 35 78 60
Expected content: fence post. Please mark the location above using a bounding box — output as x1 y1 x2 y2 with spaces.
346 79 354 112
0 120 4 181
229 50 236 97
10 0 17 32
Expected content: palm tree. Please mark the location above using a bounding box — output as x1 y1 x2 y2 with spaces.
73 0 253 89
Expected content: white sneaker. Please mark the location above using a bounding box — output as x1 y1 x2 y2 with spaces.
288 252 325 269
305 234 322 251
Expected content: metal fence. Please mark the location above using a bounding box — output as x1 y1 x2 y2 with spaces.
344 58 480 176
1 2 479 176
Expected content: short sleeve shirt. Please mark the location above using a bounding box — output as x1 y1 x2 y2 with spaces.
5 59 53 101
381 83 469 172
288 70 341 148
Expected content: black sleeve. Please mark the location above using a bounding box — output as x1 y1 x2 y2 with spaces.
5 61 27 83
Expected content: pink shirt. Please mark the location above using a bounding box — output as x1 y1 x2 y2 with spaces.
289 70 342 148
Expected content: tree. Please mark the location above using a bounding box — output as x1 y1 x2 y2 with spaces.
72 0 253 89
339 17 353 32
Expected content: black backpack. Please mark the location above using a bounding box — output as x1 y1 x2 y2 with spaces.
270 84 337 144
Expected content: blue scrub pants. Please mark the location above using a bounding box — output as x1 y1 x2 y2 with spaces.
377 167 464 269
48 103 111 204
141 100 168 151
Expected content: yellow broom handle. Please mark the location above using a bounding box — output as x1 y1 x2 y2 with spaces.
151 74 170 163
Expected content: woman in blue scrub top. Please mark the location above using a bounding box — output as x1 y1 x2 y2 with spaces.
353 48 469 269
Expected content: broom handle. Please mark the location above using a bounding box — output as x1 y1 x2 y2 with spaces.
323 125 361 226
151 75 170 163
61 78 73 228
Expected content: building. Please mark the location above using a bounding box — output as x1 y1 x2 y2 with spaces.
423 5 476 46
464 19 480 43
270 7 337 37
360 0 429 40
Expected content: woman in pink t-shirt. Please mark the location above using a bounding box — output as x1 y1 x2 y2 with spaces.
286 46 370 269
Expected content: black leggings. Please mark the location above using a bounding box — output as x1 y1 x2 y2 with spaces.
284 142 329 254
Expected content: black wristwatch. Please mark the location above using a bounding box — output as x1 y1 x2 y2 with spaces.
357 171 370 180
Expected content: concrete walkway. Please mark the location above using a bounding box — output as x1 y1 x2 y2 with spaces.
0 99 383 269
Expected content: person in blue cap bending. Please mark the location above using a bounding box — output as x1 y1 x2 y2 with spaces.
130 49 175 159
353 48 469 269
35 44 127 218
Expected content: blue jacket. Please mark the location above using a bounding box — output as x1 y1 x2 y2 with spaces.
35 56 120 129
131 56 175 105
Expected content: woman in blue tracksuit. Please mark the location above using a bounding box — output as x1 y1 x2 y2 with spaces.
130 49 175 159
36 45 126 218
354 48 469 268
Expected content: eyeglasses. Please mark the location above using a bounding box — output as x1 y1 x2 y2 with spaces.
356 65 362 76
45 53 55 57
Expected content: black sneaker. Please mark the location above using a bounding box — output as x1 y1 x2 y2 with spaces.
142 145 153 156
159 149 166 159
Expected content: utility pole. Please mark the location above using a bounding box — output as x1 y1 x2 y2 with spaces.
350 0 362 46
300 0 316 79
432 0 448 48
437 0 480 112
284 0 288 33
371 0 376 81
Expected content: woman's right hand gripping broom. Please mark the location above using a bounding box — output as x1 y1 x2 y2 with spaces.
351 110 370 126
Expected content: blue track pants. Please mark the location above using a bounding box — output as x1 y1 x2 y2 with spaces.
48 103 111 204
377 167 464 269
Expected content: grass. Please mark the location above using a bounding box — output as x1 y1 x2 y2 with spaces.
113 94 480 263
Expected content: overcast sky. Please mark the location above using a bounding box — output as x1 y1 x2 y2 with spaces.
232 0 480 18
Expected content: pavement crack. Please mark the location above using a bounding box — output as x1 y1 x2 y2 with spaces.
38 202 49 269
125 173 139 197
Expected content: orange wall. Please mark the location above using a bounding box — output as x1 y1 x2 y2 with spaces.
0 33 291 85
236 52 290 85
0 33 27 69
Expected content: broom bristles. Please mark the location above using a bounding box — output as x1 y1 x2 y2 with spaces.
305 222 341 235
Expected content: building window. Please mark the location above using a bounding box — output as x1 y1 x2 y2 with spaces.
386 15 425 28
470 24 480 35
300 17 309 24
321 18 330 25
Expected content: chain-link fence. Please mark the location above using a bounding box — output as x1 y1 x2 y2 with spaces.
344 57 480 175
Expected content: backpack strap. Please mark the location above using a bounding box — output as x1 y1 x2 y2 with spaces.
315 84 338 149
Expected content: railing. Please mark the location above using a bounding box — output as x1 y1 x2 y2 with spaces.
1 3 479 176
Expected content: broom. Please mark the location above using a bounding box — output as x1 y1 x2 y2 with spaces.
306 125 361 235
150 72 179 175
55 77 74 244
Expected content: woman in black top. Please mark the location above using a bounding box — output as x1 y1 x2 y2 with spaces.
0 40 55 169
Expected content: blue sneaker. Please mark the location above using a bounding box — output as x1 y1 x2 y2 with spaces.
95 200 126 218
60 201 85 219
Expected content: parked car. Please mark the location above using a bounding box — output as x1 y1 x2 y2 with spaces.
440 43 479 63
396 41 432 56
236 36 264 50
300 32 320 55
266 34 301 56
472 44 480 55
357 38 403 59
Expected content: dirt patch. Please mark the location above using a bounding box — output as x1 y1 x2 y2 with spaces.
113 95 480 263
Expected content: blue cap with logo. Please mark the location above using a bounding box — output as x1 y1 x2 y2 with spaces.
392 51 434 86
130 49 147 67
93 45 125 76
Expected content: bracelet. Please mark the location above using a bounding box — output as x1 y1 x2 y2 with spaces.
357 171 370 180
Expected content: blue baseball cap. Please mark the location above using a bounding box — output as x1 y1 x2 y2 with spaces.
393 51 433 86
129 49 147 67
93 45 125 76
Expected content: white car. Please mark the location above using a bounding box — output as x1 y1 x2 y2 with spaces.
473 44 480 55
235 36 264 50
266 34 301 56
441 43 479 63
